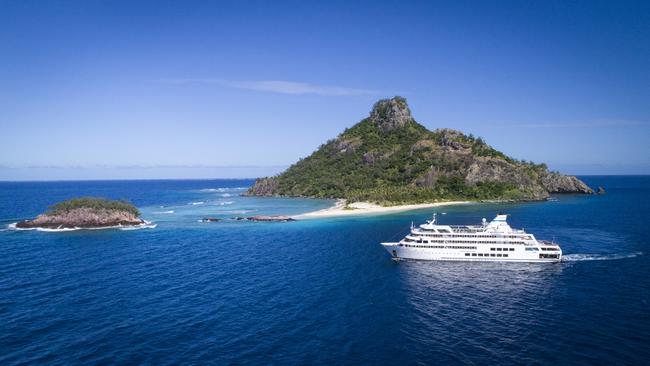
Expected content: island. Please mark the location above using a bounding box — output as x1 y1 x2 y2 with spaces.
246 96 593 209
16 197 147 230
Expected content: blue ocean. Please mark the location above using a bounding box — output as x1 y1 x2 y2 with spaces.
1 176 648 365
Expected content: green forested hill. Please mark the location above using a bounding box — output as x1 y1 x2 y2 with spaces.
246 97 592 205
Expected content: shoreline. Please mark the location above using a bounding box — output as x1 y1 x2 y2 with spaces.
7 220 156 232
293 200 472 219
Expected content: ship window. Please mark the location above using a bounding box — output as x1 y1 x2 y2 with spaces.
497 254 502 257
497 248 502 251
465 253 470 256
510 248 515 251
472 253 477 256
490 248 495 251
490 254 495 257
504 254 508 257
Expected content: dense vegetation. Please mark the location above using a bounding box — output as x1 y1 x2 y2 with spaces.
48 197 140 217
247 97 590 204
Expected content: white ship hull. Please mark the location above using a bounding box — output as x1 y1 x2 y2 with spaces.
381 214 562 263
382 242 561 263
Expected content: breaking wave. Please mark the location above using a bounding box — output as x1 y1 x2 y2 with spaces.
218 201 234 206
563 252 643 262
225 210 256 214
200 187 248 193
119 222 157 230
153 210 174 214
189 201 205 205
220 193 233 197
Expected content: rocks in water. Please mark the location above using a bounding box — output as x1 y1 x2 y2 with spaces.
597 186 606 195
200 217 221 222
209 215 296 222
246 215 295 222
16 198 143 229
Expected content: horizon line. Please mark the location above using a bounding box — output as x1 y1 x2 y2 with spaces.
1 173 649 183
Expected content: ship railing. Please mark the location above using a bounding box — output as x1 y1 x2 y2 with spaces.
539 240 558 246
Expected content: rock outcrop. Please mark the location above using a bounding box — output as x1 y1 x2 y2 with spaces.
246 215 295 222
370 96 414 132
539 172 594 194
17 207 143 229
244 177 279 197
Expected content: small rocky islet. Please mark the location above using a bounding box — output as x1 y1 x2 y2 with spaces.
201 215 295 223
16 197 146 230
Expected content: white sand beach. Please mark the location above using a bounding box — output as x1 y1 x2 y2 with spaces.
294 200 471 219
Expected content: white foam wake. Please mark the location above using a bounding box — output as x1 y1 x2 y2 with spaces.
218 201 234 206
563 252 643 262
189 201 205 205
153 210 174 214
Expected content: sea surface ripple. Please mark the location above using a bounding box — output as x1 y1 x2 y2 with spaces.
0 177 649 365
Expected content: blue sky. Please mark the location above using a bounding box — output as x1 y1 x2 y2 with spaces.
1 0 649 180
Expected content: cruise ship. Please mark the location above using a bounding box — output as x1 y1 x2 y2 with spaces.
381 214 562 262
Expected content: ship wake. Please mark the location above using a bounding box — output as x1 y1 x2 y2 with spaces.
562 252 643 262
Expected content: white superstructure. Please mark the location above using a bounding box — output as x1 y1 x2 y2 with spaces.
381 214 562 262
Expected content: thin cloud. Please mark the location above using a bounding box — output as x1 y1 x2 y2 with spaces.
494 119 650 129
158 78 379 96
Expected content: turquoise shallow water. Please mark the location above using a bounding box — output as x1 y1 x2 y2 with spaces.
0 177 649 365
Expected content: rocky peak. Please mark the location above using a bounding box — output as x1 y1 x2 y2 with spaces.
369 96 413 132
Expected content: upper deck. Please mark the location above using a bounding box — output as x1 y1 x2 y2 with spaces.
411 214 532 238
